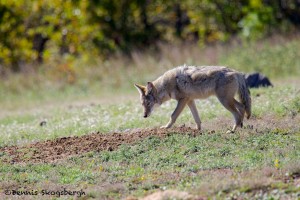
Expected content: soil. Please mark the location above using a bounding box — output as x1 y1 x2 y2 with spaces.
0 127 199 164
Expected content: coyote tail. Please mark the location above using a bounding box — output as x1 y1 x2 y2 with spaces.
237 74 251 119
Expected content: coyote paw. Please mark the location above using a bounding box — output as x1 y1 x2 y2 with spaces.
226 130 234 134
160 124 172 129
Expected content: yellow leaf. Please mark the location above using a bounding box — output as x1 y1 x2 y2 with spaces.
250 0 262 8
274 159 280 169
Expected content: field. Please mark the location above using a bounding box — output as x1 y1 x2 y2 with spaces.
0 36 300 199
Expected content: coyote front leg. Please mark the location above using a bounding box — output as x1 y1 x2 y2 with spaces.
187 100 201 130
161 98 188 129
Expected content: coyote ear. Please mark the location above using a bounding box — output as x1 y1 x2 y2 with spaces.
146 82 154 93
146 82 157 95
134 84 146 96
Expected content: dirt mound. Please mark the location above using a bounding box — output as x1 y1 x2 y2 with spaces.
1 127 199 164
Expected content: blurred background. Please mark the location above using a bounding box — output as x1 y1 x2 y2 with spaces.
0 0 300 100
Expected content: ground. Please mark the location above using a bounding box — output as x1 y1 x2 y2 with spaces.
0 113 299 199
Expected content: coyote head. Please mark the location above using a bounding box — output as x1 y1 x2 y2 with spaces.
134 82 159 118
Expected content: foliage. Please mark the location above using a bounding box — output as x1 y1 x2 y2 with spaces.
1 0 300 71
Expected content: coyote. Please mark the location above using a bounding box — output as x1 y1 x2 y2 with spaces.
134 65 251 132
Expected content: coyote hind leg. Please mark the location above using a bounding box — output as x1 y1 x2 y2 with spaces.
217 95 243 133
233 99 245 127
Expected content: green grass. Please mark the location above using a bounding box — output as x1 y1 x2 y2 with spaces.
0 124 299 199
0 36 300 199
0 83 299 147
220 37 300 78
0 82 299 199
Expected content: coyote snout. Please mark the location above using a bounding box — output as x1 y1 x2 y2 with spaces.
134 82 158 119
134 65 251 133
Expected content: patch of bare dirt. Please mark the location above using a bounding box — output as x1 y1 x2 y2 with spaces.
0 127 199 164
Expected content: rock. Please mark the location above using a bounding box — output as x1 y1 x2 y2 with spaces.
141 190 194 200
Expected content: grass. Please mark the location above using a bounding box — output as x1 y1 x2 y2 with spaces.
0 83 298 148
0 35 300 199
0 117 299 199
0 34 300 110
